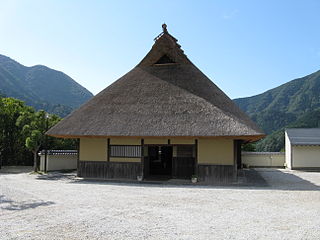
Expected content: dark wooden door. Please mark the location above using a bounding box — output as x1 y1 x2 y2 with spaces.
173 157 195 179
172 145 195 179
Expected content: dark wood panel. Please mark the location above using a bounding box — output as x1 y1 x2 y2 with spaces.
198 164 235 184
78 161 107 178
78 161 141 180
172 157 195 179
234 140 243 169
78 161 236 183
143 157 150 178
108 162 141 179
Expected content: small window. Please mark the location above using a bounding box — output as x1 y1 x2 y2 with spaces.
155 54 176 64
110 145 141 158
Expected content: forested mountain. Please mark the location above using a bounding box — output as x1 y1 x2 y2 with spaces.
234 70 320 151
0 54 93 116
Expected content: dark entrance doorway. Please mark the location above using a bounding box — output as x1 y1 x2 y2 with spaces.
144 144 196 180
148 146 173 177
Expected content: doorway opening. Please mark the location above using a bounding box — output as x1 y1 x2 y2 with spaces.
144 144 196 180
147 145 173 178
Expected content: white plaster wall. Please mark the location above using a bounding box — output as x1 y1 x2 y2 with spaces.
285 132 292 169
292 146 320 168
40 155 77 171
242 152 285 167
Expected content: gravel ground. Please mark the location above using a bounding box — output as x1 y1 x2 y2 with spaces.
1 168 320 240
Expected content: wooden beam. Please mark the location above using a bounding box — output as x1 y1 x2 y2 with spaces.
46 134 266 142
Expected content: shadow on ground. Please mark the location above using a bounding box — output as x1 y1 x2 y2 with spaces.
0 166 32 174
0 195 55 211
36 171 76 181
253 168 320 191
22 168 320 191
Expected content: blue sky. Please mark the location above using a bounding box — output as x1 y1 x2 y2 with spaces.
1 0 320 99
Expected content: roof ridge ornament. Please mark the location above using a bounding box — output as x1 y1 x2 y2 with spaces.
154 23 169 41
162 23 168 33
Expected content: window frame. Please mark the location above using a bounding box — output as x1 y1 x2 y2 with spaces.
109 145 142 158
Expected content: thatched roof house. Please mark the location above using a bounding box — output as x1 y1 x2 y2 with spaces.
48 24 264 183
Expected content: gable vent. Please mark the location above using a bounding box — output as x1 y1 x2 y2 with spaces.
155 54 176 64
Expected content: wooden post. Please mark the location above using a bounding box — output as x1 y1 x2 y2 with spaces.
237 140 243 169
141 139 144 179
107 138 110 162
76 138 80 177
107 138 110 179
195 139 198 177
233 140 237 181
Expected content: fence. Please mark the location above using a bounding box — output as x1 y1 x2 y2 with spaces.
39 150 77 171
242 152 285 168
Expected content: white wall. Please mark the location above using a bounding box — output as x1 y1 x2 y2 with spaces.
285 132 292 169
242 152 285 168
40 154 77 171
292 146 320 169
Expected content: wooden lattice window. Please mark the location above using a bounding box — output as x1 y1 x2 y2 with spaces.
110 145 141 158
177 145 194 158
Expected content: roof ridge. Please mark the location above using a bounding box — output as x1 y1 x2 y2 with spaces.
138 26 192 67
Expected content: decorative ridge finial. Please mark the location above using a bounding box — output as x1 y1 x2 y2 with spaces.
154 23 169 41
162 23 168 33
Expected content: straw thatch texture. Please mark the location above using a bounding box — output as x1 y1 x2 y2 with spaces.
47 28 264 140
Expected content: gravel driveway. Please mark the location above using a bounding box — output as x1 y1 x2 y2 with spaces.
1 168 320 240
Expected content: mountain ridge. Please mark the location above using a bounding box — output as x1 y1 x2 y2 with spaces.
234 69 320 151
0 54 93 116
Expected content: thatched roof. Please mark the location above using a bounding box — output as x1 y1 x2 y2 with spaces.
47 25 264 141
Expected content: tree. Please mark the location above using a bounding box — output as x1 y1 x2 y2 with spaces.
0 97 34 166
242 143 256 152
26 130 43 171
17 110 59 171
0 96 76 168
17 109 75 171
